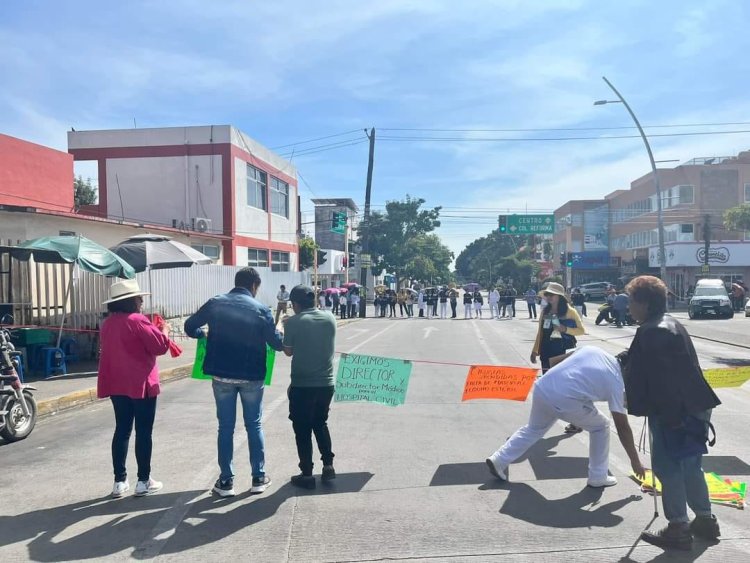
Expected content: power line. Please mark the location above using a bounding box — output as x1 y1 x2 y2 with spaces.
270 129 364 150
378 121 750 133
377 129 750 143
279 138 368 158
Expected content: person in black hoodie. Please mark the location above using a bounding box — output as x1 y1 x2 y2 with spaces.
618 276 721 551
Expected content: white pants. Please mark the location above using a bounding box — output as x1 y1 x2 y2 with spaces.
490 385 611 482
440 302 448 318
464 304 472 318
489 303 499 318
474 302 482 317
426 305 433 319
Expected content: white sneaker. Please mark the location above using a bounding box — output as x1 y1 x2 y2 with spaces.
587 475 618 488
135 478 163 496
111 481 130 498
485 455 508 481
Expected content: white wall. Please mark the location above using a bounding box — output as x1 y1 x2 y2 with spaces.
0 212 225 264
68 125 232 149
106 155 224 232
234 157 270 239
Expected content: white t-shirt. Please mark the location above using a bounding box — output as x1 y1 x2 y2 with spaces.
535 346 626 413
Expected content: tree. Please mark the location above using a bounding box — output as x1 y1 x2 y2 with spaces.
360 195 443 283
74 176 97 210
454 231 525 282
402 234 454 285
298 235 317 270
723 204 750 233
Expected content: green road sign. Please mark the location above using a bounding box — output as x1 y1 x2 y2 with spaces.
331 211 347 234
507 214 554 234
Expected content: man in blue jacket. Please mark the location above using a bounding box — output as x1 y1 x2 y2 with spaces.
185 267 284 498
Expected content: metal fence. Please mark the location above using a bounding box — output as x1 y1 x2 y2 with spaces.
0 257 310 330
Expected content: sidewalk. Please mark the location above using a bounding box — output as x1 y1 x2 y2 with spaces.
31 317 361 419
32 337 198 418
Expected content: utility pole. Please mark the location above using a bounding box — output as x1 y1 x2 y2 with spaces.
344 220 349 285
359 127 375 317
703 214 711 274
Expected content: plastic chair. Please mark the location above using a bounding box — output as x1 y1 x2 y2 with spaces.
41 347 67 377
60 337 80 364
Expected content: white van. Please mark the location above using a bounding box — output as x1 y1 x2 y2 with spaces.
688 279 733 319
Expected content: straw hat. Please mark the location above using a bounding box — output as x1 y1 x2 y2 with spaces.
539 282 566 298
103 279 150 304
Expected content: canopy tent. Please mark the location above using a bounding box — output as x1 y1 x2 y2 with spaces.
109 234 213 273
110 234 213 313
1 235 135 348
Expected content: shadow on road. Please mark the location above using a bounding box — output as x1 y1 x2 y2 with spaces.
0 472 373 561
429 434 587 487
143 471 374 558
499 483 642 528
702 455 750 475
0 491 204 561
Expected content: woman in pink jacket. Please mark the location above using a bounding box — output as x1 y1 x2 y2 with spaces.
98 279 170 498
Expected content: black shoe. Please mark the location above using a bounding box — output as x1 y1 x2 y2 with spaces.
212 478 235 498
250 475 271 494
641 523 693 551
564 424 583 434
291 474 316 490
690 515 720 540
321 465 336 481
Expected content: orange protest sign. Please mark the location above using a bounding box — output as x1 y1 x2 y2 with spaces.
462 365 539 402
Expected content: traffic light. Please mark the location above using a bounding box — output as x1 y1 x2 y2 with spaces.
316 249 327 265
498 215 508 233
559 251 565 268
348 251 356 267
566 252 574 267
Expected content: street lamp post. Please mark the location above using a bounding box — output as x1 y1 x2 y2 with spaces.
595 76 668 286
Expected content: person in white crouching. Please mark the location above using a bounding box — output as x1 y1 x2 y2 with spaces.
486 346 645 488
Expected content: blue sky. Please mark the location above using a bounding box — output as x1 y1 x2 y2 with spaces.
3 0 750 257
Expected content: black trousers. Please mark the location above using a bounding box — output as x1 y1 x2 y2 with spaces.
288 386 335 475
450 301 457 318
110 395 157 482
527 303 537 318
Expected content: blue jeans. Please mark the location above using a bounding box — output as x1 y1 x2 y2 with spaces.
649 412 712 523
212 379 265 480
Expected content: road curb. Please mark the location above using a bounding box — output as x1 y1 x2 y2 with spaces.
36 363 193 420
36 317 362 419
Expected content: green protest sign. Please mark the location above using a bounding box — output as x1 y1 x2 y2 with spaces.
334 353 412 406
192 337 276 385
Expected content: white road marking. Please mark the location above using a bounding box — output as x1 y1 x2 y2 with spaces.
423 326 437 339
345 328 369 340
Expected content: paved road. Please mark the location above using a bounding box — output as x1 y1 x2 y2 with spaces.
1 313 749 561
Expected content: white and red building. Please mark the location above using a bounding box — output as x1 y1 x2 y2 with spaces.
67 125 299 269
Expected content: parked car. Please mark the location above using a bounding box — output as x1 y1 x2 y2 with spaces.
577 282 613 301
745 299 750 317
688 279 734 319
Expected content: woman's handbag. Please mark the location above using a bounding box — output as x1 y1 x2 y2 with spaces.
662 415 716 459
560 318 578 350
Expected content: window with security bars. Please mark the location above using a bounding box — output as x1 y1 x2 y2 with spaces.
270 177 289 217
248 248 268 268
247 164 267 211
271 251 290 272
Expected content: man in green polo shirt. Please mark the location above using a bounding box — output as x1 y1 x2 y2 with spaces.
282 284 337 489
